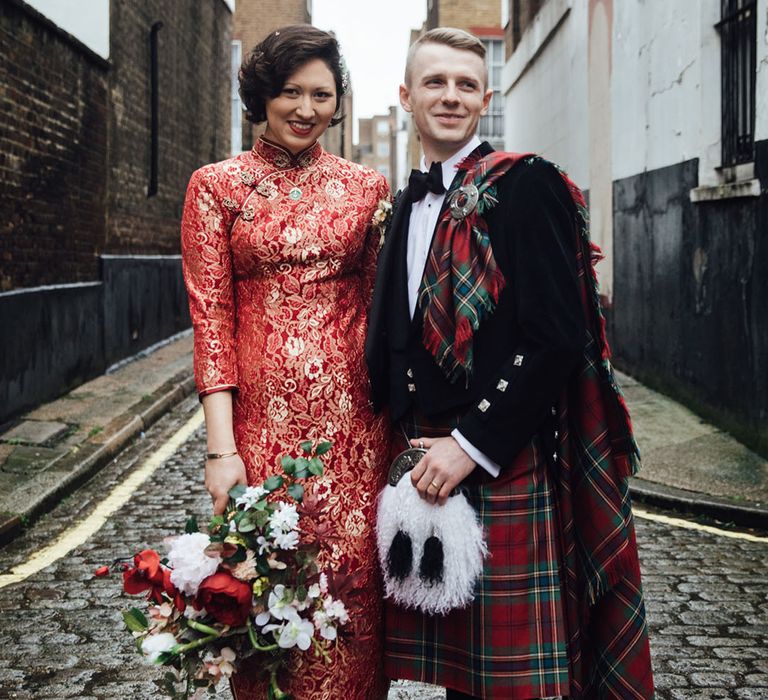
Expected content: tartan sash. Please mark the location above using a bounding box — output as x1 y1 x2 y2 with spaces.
418 151 533 383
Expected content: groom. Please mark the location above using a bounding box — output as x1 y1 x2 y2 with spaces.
365 28 654 700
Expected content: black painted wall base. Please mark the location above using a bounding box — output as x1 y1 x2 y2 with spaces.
610 140 768 458
0 255 191 425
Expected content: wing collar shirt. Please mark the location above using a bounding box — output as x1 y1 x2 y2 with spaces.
407 136 501 478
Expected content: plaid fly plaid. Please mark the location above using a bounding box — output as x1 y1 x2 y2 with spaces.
387 155 654 698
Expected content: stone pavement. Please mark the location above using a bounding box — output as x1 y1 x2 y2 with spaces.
0 398 766 699
1 332 767 547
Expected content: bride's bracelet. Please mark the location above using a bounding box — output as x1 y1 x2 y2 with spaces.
206 450 238 460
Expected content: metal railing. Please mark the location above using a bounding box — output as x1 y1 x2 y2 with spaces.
717 0 757 166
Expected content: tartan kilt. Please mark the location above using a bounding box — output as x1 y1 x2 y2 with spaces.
384 413 570 699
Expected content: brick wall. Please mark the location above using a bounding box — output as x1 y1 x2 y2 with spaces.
234 0 311 149
428 0 501 30
0 0 109 290
106 0 232 253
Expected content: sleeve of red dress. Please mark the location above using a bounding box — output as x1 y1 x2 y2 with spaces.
362 175 391 305
180 167 239 399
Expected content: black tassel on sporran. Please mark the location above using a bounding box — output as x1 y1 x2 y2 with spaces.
419 535 444 584
386 530 413 580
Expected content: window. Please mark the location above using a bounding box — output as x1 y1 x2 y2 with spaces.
479 38 505 150
377 141 390 157
717 0 756 166
231 41 243 155
376 120 390 135
148 21 163 197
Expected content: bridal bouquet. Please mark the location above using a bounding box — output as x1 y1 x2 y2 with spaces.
97 440 360 699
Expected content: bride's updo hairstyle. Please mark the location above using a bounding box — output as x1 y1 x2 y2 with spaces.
239 25 346 126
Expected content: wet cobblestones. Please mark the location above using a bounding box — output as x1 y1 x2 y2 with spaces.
0 398 767 699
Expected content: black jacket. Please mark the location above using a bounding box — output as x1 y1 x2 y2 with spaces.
365 143 586 467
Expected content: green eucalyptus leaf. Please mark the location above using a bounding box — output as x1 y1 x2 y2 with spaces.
308 458 323 476
296 584 308 602
281 456 296 475
287 483 304 502
238 519 256 533
300 440 313 454
228 484 247 500
184 516 199 534
263 475 284 492
315 441 332 455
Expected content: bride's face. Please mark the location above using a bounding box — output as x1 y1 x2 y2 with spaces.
264 59 338 154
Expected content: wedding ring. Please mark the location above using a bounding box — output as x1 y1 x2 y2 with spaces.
429 480 441 491
419 440 425 449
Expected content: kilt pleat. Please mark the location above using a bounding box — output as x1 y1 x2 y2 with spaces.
384 419 570 699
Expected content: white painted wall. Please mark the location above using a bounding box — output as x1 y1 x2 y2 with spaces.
25 0 110 59
501 0 590 189
756 0 768 141
611 0 722 183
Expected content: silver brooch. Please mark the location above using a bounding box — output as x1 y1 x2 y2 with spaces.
241 206 255 222
449 184 479 219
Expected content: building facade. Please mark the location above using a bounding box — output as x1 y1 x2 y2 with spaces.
356 107 398 190
0 0 232 424
502 0 768 456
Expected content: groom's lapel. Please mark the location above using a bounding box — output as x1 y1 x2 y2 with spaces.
365 188 412 369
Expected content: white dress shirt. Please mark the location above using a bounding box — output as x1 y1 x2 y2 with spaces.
407 136 501 478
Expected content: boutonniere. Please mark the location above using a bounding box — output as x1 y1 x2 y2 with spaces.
371 198 393 249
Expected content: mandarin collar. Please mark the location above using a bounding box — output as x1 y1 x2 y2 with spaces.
253 136 323 169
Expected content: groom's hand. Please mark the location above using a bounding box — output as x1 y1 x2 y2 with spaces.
409 436 476 506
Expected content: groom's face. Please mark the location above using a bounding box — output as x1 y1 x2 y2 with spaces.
400 42 492 155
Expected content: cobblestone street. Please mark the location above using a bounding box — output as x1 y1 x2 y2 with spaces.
0 397 767 700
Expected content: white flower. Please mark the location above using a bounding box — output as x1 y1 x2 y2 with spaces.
312 609 337 641
307 583 321 599
319 573 329 594
272 530 300 550
167 533 221 597
323 597 349 625
141 632 178 663
256 535 271 556
255 584 295 625
267 617 315 650
236 486 267 509
268 502 299 534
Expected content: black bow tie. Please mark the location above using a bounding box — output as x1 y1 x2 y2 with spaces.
408 161 446 202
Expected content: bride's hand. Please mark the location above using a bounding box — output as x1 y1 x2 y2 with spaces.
204 454 248 515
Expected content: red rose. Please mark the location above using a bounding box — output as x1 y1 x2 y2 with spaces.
195 572 252 627
162 569 186 612
123 549 166 603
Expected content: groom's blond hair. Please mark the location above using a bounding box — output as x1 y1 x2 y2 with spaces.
404 28 488 87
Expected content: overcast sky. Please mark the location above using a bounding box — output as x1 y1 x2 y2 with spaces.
313 0 427 121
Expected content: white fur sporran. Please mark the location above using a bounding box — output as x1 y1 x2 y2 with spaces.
376 449 488 615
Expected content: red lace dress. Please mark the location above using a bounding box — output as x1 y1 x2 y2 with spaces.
181 137 391 699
